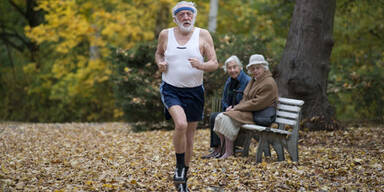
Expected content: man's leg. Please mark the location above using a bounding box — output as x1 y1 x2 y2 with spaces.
185 121 198 167
179 121 197 192
168 105 188 153
168 105 188 184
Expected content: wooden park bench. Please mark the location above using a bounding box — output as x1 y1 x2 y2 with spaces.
211 96 304 163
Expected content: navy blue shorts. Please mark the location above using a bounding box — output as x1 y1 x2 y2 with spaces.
160 81 204 122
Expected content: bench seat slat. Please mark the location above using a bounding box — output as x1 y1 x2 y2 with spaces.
241 124 292 135
278 97 305 106
276 111 298 119
277 104 301 112
275 117 297 126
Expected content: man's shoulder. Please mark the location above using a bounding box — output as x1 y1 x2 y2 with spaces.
160 28 171 35
158 28 171 40
197 28 212 38
198 28 210 36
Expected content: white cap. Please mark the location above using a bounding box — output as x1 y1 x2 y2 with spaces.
246 54 269 70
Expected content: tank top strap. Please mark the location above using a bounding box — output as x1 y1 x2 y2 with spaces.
191 28 200 43
167 28 176 48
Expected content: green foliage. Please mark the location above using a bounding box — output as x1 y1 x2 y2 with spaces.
110 42 175 131
110 42 163 122
328 0 384 123
328 55 384 123
0 62 116 122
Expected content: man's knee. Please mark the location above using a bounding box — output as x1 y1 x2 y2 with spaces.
174 120 188 132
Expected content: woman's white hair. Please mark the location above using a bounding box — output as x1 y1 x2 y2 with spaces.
172 1 198 18
223 55 243 72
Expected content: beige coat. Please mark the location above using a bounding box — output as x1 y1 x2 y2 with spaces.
224 70 278 124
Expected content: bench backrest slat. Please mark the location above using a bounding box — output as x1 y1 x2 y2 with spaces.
277 104 301 113
275 117 297 126
278 97 304 106
276 111 298 119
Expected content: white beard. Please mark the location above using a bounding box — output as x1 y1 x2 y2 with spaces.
176 17 195 32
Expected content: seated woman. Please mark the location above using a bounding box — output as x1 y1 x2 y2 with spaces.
202 55 250 159
213 54 278 159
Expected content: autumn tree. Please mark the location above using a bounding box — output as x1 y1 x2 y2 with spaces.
276 0 339 130
21 0 174 121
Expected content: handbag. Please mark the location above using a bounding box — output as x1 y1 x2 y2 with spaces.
253 106 276 126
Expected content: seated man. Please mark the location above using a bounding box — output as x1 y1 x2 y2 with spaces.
202 55 250 158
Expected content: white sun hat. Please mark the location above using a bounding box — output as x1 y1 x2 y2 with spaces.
246 54 269 70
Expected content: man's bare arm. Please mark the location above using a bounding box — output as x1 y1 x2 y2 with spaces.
155 29 168 72
201 29 218 72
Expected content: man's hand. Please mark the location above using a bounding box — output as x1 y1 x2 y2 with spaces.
189 58 204 71
157 61 168 72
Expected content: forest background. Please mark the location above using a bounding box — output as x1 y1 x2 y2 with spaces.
0 0 383 130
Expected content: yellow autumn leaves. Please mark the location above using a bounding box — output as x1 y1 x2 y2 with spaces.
25 0 165 52
22 0 175 121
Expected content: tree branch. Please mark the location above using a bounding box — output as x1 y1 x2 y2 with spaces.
0 31 30 47
369 29 382 40
0 37 24 52
0 22 25 51
8 0 26 19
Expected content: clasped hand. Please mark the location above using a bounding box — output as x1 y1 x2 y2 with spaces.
158 61 168 72
188 58 204 71
226 106 234 111
158 58 204 72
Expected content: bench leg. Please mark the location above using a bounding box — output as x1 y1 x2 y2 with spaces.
271 135 285 161
256 133 268 163
241 132 252 157
262 141 271 157
286 136 298 161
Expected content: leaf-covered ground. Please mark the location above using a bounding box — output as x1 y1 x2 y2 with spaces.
0 122 383 191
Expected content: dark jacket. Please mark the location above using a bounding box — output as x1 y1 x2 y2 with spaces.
221 70 251 111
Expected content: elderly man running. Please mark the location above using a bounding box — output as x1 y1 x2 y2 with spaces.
155 1 218 191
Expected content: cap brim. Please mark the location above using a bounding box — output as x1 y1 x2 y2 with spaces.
246 62 268 69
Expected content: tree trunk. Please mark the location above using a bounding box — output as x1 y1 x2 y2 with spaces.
208 0 218 33
276 0 340 131
25 0 41 64
90 24 100 61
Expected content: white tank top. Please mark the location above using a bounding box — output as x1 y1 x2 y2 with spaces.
162 27 204 88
